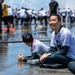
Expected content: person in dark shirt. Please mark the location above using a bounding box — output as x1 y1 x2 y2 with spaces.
0 0 2 33
48 0 59 16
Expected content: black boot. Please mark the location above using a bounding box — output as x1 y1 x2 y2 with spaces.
0 28 2 33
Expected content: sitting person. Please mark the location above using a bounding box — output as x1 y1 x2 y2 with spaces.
17 32 50 64
39 14 75 68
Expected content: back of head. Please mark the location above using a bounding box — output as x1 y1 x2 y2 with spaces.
22 33 34 43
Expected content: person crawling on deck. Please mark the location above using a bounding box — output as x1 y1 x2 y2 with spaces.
17 32 50 65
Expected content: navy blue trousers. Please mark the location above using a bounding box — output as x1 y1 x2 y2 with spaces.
68 61 75 74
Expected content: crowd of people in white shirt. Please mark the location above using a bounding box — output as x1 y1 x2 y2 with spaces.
59 8 75 23
7 6 75 28
7 6 48 27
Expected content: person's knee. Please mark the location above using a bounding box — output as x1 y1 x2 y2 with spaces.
68 61 75 74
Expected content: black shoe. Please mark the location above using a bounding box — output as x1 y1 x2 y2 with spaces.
0 29 2 33
6 28 10 32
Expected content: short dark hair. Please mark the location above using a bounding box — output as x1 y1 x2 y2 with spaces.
22 33 34 43
50 14 61 21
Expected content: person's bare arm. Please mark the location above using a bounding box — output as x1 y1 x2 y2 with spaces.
47 8 50 14
40 53 51 62
57 6 59 14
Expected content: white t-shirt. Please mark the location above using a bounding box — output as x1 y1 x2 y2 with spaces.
7 8 13 16
31 39 50 53
39 10 46 16
18 9 27 18
61 9 66 16
27 9 32 15
50 27 75 59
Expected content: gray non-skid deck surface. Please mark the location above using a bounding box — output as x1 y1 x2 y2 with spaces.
0 24 75 75
0 62 73 75
26 65 73 75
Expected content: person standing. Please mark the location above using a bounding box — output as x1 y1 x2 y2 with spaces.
7 6 14 27
0 0 2 33
18 7 28 26
61 8 67 22
1 0 9 32
38 8 48 26
48 0 59 16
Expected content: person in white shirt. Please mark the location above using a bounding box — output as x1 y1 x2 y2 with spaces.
61 8 67 22
26 9 33 24
31 9 37 25
70 10 75 23
18 7 28 26
39 14 75 68
7 6 14 26
67 8 72 22
17 32 50 62
38 8 48 26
